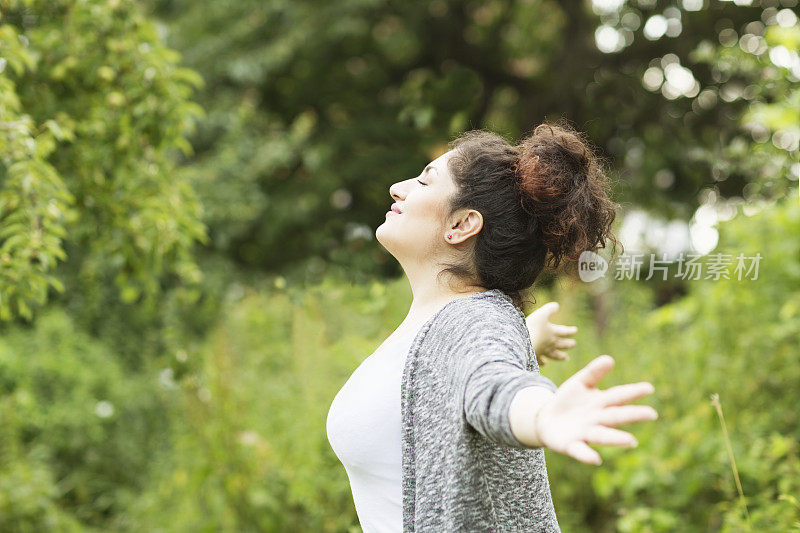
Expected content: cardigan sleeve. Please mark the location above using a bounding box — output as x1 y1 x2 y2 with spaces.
458 312 558 449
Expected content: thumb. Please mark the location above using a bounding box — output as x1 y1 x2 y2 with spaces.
568 355 614 389
540 302 560 319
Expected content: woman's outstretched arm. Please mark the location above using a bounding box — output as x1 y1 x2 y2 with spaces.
508 354 658 465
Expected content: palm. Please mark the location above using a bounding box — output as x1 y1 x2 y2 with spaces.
535 355 658 465
525 302 577 367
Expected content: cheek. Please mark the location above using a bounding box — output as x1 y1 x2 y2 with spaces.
404 192 448 235
412 210 446 240
409 202 440 225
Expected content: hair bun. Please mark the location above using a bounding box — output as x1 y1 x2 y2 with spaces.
513 120 618 270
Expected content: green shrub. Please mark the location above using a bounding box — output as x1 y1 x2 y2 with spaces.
542 196 800 532
0 308 172 530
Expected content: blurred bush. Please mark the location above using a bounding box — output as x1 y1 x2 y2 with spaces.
542 195 800 532
0 0 207 322
121 278 406 531
0 307 171 530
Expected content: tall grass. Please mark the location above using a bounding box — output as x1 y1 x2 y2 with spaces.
710 393 750 529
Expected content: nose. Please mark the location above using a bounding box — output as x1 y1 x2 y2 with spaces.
390 181 404 202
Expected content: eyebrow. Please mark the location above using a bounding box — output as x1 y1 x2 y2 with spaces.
425 165 438 174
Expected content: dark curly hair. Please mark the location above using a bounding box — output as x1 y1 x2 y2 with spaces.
437 118 622 312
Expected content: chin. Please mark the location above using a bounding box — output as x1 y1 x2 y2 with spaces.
375 222 387 242
375 221 392 239
375 224 399 255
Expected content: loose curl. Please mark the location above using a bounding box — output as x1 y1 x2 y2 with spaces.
436 118 622 312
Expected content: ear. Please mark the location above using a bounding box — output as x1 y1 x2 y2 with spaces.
449 209 483 242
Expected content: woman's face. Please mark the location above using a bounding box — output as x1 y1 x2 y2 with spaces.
376 149 480 269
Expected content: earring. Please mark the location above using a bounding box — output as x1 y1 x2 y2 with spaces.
447 234 452 239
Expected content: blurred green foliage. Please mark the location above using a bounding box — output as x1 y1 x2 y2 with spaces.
2 195 788 530
540 195 800 532
149 0 799 283
0 307 171 530
0 0 208 322
0 0 798 530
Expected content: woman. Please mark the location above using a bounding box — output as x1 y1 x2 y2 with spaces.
326 122 658 532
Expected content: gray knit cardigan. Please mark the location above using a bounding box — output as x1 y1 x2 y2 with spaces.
401 288 561 532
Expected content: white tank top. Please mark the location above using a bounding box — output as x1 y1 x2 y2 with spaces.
326 325 422 533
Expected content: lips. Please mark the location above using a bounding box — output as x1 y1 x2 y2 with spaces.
390 204 402 214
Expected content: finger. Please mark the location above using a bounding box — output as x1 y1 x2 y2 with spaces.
583 425 638 447
540 302 559 318
550 350 570 361
555 338 577 350
594 405 659 427
565 441 602 465
572 355 614 388
537 355 547 367
601 382 655 407
552 324 578 337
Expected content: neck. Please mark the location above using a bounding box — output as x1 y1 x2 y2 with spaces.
401 268 486 326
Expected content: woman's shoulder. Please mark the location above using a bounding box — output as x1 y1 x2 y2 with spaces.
425 289 529 345
417 289 538 374
439 289 525 326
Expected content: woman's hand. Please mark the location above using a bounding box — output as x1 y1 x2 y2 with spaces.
525 302 578 367
534 354 658 465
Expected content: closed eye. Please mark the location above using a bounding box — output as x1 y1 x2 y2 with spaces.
417 179 427 185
